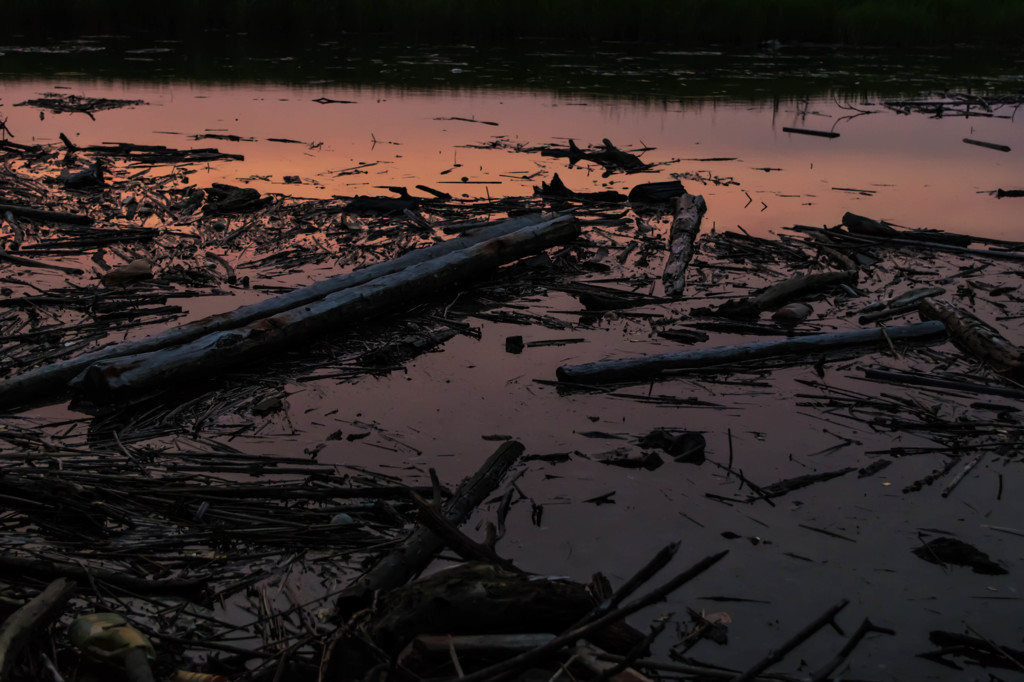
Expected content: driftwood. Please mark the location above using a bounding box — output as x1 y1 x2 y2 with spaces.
0 578 76 681
0 213 571 409
662 192 706 297
0 203 93 225
70 215 579 402
556 320 947 384
781 127 839 139
963 138 1011 152
711 270 857 319
918 297 1024 374
842 212 973 246
331 441 525 620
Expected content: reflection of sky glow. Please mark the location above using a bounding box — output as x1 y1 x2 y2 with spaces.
3 80 1022 240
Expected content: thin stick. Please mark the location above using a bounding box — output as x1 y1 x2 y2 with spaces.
454 549 728 682
729 599 849 682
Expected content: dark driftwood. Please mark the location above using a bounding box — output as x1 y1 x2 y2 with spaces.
0 203 93 225
0 248 85 275
963 138 1011 152
332 441 525 620
782 127 839 139
0 578 77 681
0 555 203 598
556 320 947 384
919 297 1024 374
71 216 579 402
842 212 973 246
662 192 706 297
0 213 571 410
712 270 857 319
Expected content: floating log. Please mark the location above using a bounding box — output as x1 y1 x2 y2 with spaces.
0 203 93 225
662 192 706 297
0 213 569 410
556 321 947 384
782 127 839 139
71 216 580 402
711 270 857 319
918 297 1024 374
842 212 973 247
963 138 1011 152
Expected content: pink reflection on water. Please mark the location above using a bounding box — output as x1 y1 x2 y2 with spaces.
3 80 1022 240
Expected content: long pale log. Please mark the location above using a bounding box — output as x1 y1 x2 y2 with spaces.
556 320 947 384
0 578 76 681
0 212 570 409
918 297 1024 374
332 441 525 620
662 192 706 297
72 217 580 402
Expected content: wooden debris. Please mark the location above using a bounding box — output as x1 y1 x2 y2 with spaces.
963 137 1011 152
709 270 857 319
71 216 579 402
781 127 839 138
918 297 1024 375
0 578 77 681
330 441 525 619
556 321 946 384
662 192 706 297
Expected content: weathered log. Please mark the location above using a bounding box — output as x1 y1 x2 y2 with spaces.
918 297 1024 374
662 192 706 297
556 320 947 384
842 212 973 246
331 441 525 620
0 578 77 681
0 212 570 410
0 203 93 225
71 216 579 402
712 270 857 319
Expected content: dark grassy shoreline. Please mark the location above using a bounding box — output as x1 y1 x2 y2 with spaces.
4 0 1024 48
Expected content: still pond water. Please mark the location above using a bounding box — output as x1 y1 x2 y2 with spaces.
3 40 1024 680
2 41 1023 241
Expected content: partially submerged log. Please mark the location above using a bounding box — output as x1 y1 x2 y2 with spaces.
918 297 1024 375
556 321 947 384
711 270 857 319
71 215 579 402
0 203 93 225
0 213 570 409
662 192 706 297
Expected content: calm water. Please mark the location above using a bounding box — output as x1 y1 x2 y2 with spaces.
2 42 1023 241
4 42 1024 680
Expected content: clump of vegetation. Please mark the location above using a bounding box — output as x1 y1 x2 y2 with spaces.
6 0 1024 47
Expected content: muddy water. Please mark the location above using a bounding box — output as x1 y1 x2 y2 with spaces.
4 56 1024 680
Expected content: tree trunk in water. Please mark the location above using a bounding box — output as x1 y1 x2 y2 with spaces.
71 216 579 402
0 212 570 409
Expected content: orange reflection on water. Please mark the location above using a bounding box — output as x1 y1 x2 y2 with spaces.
3 80 1022 240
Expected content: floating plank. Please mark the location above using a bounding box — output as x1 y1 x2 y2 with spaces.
963 138 1011 152
782 127 839 139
